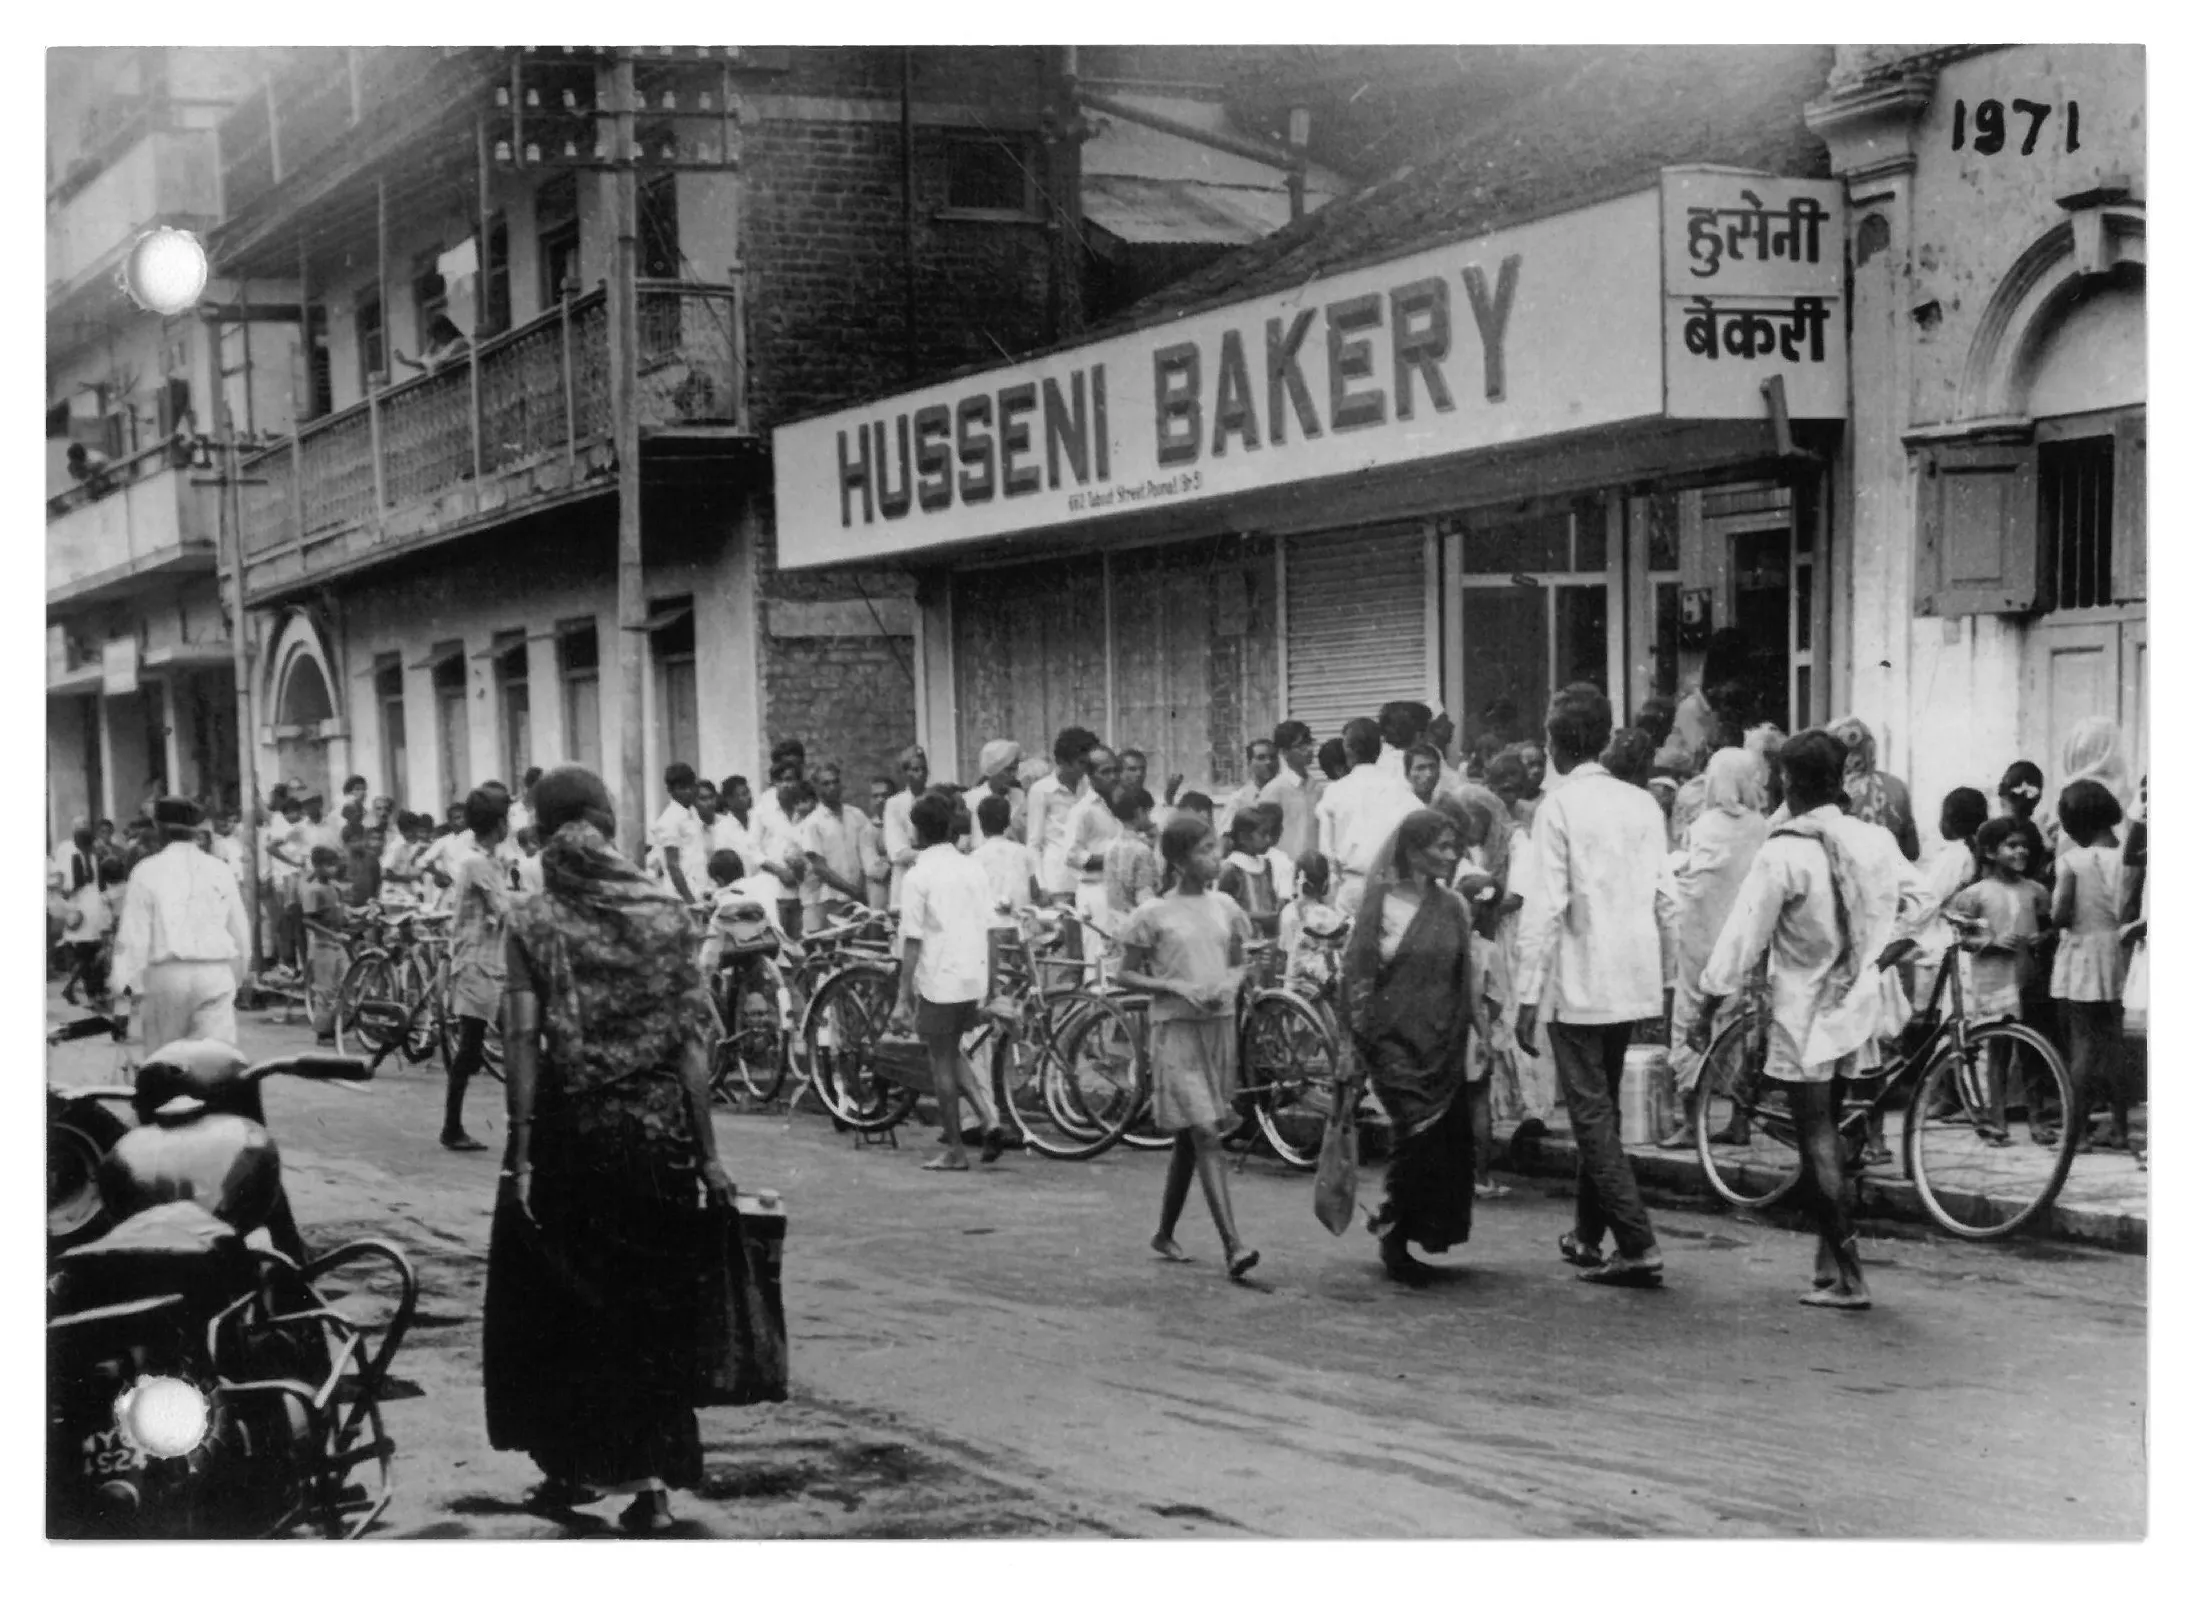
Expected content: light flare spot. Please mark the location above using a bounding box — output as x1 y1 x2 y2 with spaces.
122 228 209 316
117 1375 210 1460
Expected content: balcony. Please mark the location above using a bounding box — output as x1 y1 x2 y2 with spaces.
47 443 218 608
236 278 748 602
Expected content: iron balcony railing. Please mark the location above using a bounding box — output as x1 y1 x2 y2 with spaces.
235 277 746 593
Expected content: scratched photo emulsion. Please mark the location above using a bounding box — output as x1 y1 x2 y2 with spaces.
43 43 2145 1541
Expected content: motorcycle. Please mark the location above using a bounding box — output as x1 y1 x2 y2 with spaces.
46 1036 418 1539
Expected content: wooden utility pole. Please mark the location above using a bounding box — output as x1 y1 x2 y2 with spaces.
607 53 647 861
210 314 263 968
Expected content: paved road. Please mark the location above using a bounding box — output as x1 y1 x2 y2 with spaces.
49 1009 2147 1539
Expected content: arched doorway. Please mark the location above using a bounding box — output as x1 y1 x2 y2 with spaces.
266 613 340 806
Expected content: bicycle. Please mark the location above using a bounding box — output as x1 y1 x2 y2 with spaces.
1692 908 2077 1240
1234 905 1352 1171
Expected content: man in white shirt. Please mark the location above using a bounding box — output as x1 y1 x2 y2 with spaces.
1062 744 1124 931
799 763 872 929
1513 686 1671 1289
1315 718 1420 915
748 740 806 846
111 797 252 1053
1259 720 1323 867
1218 738 1281 838
881 744 930 911
1692 729 1924 1311
1027 726 1098 905
649 762 709 905
891 792 1004 1171
974 738 1026 843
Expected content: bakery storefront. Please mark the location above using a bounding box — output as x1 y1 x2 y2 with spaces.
774 167 1849 791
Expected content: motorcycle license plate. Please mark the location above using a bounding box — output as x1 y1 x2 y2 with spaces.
81 1425 147 1478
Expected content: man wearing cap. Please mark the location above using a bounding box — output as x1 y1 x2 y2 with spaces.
111 797 253 1053
881 744 930 910
976 739 1026 842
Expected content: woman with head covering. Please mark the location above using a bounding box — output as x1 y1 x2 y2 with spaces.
1436 787 1523 1198
2043 717 2135 858
1659 747 1773 1148
1339 809 1478 1285
484 765 738 1533
1827 716 1920 861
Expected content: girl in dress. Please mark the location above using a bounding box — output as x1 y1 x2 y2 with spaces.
2050 780 2139 1158
1949 817 2053 1147
1217 808 1283 940
1115 817 1259 1282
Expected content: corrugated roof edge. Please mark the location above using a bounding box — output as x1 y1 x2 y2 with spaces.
768 45 1837 433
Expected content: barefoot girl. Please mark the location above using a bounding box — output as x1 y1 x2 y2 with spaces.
1115 816 1260 1281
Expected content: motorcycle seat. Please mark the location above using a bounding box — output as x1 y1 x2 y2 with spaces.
55 1201 252 1314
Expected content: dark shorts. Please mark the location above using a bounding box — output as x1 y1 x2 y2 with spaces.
916 996 982 1046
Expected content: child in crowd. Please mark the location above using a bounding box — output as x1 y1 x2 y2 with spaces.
2050 780 2139 1159
1997 761 2053 888
1217 804 1284 940
514 825 544 897
697 849 798 1045
1114 816 1259 1282
299 846 349 1043
1910 786 1990 1015
1102 786 1162 927
1949 817 2053 1147
1174 792 1215 831
893 793 1007 1172
972 794 1040 921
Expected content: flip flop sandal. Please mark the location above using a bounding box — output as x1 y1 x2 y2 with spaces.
1799 1288 1873 1311
1557 1233 1605 1269
618 1494 676 1534
523 1479 601 1515
921 1155 971 1172
1577 1260 1664 1288
1226 1246 1261 1283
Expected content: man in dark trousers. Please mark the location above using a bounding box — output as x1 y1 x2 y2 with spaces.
1513 686 1671 1288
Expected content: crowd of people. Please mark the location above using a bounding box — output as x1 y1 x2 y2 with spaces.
47 665 2150 1526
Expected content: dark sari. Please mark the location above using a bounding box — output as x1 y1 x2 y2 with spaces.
483 821 723 1491
1341 882 1476 1254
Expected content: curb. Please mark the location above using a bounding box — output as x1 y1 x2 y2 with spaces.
1500 1130 2147 1256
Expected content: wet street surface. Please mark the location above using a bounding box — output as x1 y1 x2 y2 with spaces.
50 1014 2147 1539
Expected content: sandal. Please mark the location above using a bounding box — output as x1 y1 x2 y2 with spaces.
1557 1232 1605 1270
1226 1246 1261 1283
1799 1288 1872 1311
921 1155 970 1172
1474 1181 1512 1200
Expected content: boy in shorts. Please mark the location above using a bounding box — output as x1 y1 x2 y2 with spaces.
892 793 1005 1170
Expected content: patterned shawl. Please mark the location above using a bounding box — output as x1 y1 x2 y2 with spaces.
507 819 714 1095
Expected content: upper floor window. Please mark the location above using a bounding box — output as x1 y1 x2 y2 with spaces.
2039 434 2115 611
411 247 448 342
942 131 1037 218
483 213 512 337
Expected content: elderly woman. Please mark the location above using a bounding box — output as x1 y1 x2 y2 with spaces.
1828 716 1920 861
484 765 736 1534
1659 747 1772 1149
1341 809 1478 1286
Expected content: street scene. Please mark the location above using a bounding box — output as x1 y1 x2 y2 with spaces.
44 42 2150 1545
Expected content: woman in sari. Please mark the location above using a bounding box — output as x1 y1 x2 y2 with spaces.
1340 809 1477 1286
484 766 736 1533
1438 787 1517 1198
1660 747 1772 1149
1827 716 1920 861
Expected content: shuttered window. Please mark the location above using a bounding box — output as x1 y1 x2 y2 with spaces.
951 557 1108 785
1284 527 1429 746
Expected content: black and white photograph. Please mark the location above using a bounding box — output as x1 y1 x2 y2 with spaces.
33 29 2158 1555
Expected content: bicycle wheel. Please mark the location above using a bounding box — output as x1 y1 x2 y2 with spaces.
802 965 919 1133
1099 998 1170 1150
1693 1010 1803 1209
728 964 790 1104
401 954 443 1065
1019 993 1144 1161
336 951 405 1056
1237 991 1340 1171
1906 1021 2077 1239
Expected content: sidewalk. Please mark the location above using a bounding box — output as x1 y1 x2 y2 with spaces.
1491 1110 2149 1254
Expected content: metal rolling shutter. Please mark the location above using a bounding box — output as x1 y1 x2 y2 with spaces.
1285 527 1428 743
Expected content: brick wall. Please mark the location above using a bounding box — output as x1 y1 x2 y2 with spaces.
763 632 918 789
